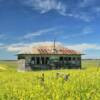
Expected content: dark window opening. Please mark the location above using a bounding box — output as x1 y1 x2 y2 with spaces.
73 57 76 60
18 55 25 59
37 57 40 64
31 57 35 60
46 57 49 64
41 57 45 64
77 57 81 60
64 57 68 61
59 57 63 61
68 57 71 61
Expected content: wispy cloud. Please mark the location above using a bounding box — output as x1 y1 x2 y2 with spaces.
0 0 100 22
0 34 5 39
23 32 41 39
67 13 93 22
0 43 5 49
0 43 3 46
22 27 56 39
79 0 96 8
62 26 93 39
21 0 100 22
22 0 66 15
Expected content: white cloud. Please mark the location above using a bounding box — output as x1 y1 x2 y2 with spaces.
23 32 41 39
0 43 6 50
0 34 8 40
1 42 99 59
66 43 100 59
6 41 62 53
66 43 100 52
67 12 93 22
82 27 93 34
21 0 100 22
6 43 28 52
23 27 56 39
79 0 95 8
93 7 100 13
23 0 90 21
23 0 66 15
1 41 100 58
63 32 90 39
63 26 93 39
0 43 3 46
4 41 100 54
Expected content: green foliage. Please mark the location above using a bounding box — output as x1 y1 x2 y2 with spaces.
0 60 100 100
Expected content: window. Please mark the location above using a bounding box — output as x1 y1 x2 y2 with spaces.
31 57 35 64
31 57 35 60
45 57 49 64
77 57 81 60
73 57 76 60
41 57 45 64
59 57 63 61
68 57 71 61
18 55 25 59
64 57 68 60
37 57 40 64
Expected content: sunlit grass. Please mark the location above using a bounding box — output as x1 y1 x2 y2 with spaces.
0 60 100 100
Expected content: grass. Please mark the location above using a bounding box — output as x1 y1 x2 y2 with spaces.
0 60 17 71
0 60 100 100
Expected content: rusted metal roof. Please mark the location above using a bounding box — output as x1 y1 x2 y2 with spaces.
59 49 80 54
37 46 81 55
18 44 81 55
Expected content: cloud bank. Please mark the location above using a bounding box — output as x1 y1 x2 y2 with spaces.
1 42 100 53
0 41 100 59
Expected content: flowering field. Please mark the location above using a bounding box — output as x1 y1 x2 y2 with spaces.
0 60 100 100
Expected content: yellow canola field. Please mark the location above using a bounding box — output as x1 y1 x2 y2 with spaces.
0 68 100 100
0 64 7 70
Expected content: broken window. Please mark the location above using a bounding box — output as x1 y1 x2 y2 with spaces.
31 57 35 64
41 57 45 64
46 57 49 64
37 57 40 64
64 57 68 61
73 57 76 60
18 55 25 59
68 57 71 61
59 57 63 61
77 57 81 60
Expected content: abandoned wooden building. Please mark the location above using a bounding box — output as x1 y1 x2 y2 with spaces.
17 43 82 71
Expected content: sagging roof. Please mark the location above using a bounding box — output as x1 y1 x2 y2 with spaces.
18 43 81 55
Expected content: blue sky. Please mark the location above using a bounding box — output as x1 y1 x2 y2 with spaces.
0 0 100 59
